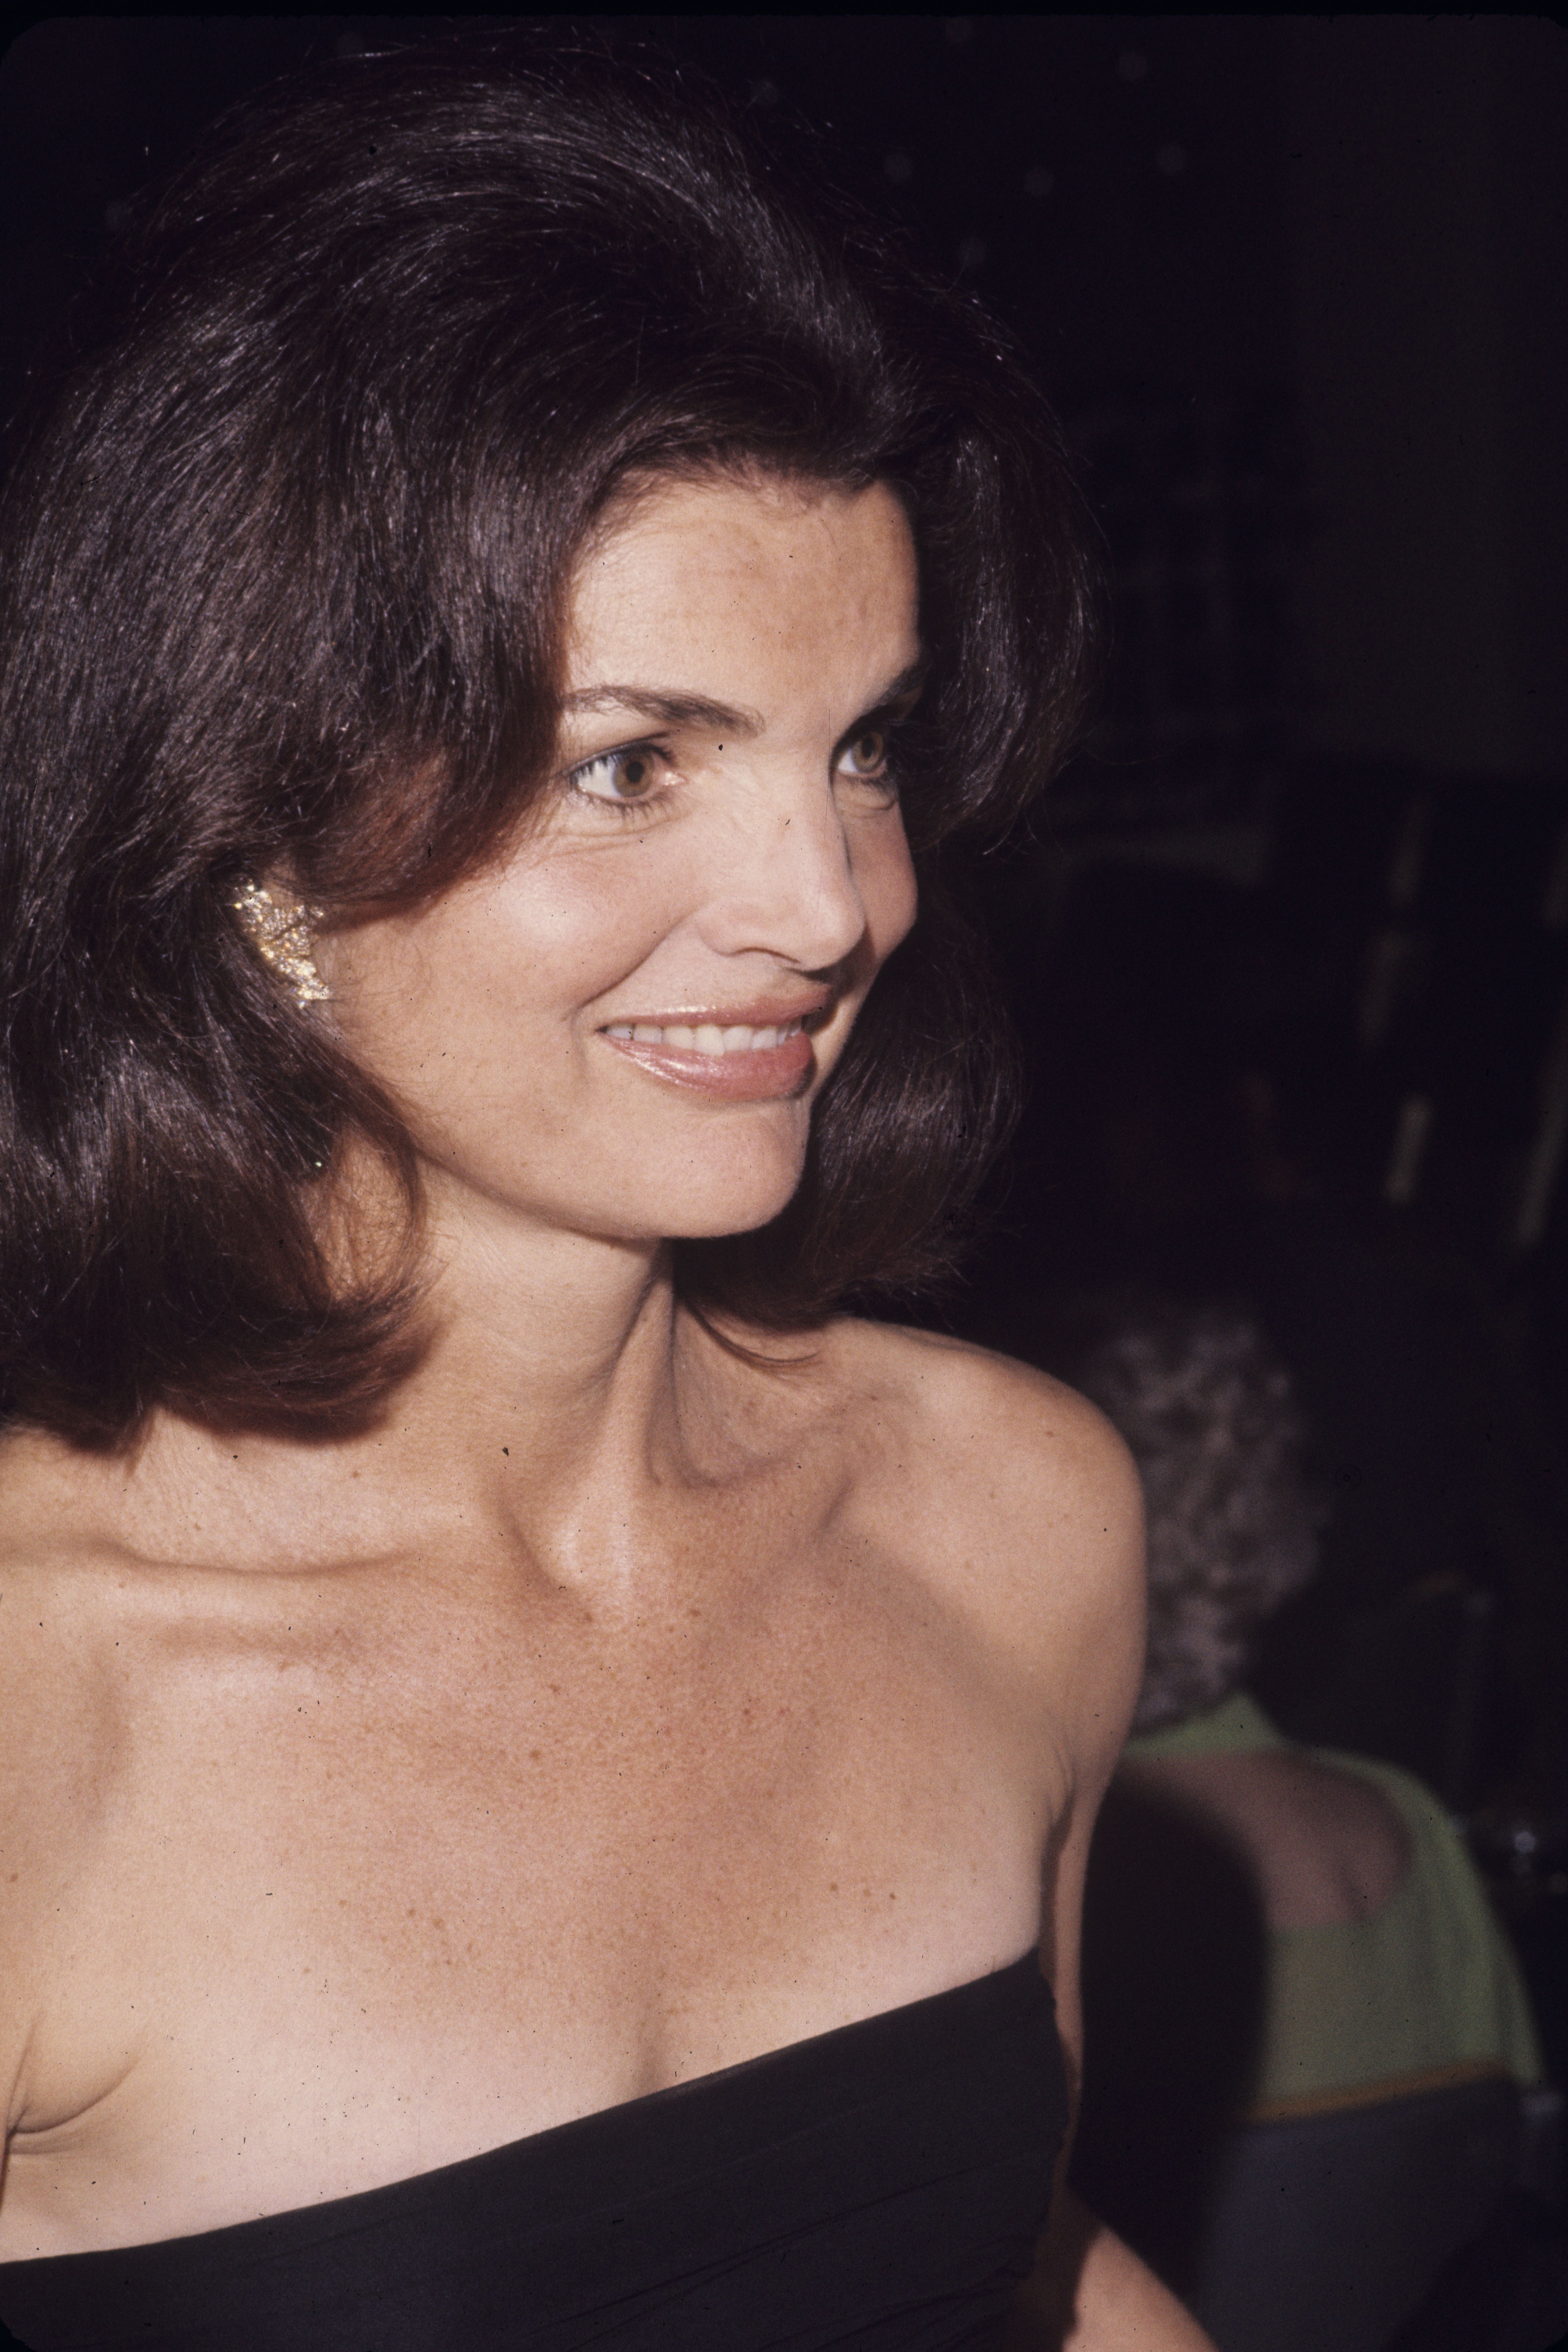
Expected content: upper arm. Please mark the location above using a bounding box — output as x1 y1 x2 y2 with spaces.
873 1334 1146 2091
955 1351 1145 2100
1018 1386 1145 2103
952 1374 1217 2350
839 1334 1202 2345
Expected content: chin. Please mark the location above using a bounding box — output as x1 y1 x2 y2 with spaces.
645 1128 810 1246
664 1178 805 1245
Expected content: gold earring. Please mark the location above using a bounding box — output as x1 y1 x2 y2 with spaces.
231 878 331 1006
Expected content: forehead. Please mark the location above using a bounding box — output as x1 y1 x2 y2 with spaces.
563 473 919 698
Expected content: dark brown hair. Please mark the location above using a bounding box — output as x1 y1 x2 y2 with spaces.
0 31 1098 1442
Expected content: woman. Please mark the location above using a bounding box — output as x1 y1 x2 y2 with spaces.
1056 1296 1543 2343
0 36 1211 2350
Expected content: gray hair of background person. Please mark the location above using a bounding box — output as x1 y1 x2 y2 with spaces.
1068 1301 1321 1732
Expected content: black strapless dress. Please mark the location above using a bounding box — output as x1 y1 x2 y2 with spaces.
0 1952 1065 2352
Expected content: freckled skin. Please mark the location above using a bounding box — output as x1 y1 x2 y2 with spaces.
0 475 1197 2348
318 474 920 1251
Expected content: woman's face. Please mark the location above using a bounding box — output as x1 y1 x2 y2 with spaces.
321 472 920 1248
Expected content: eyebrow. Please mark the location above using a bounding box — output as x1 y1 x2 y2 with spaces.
558 660 927 737
558 686 763 734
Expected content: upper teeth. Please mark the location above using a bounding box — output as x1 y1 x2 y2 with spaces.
602 1020 804 1055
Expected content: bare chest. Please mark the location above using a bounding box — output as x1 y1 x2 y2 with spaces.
4 1562 1052 2256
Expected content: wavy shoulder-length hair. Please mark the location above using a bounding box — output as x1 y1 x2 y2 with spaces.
0 32 1098 1444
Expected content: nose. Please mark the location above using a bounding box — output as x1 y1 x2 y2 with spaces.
698 775 872 974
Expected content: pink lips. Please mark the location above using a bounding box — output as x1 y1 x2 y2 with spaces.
598 1027 816 1101
596 996 829 1102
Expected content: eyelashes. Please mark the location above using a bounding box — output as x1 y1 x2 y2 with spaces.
561 722 907 822
564 743 668 816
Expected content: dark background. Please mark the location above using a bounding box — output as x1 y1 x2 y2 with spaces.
3 9 1566 2060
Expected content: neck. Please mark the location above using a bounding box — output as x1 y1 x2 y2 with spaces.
423 1177 680 1470
11 1187 716 1588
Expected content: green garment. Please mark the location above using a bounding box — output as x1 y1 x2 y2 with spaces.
1125 1693 1544 2113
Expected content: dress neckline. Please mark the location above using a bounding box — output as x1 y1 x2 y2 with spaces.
3 1947 1049 2272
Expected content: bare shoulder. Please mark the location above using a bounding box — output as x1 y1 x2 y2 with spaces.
811 1320 1146 1758
825 1317 1139 1523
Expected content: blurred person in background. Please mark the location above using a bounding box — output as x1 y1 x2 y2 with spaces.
968 861 1568 1829
1044 1294 1551 2350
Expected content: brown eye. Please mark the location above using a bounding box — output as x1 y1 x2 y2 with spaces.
570 746 662 804
839 729 888 779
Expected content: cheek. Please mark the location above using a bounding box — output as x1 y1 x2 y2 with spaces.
462 851 687 1017
333 859 682 1091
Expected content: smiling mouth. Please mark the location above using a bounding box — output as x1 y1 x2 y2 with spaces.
601 1017 808 1056
596 1007 827 1100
